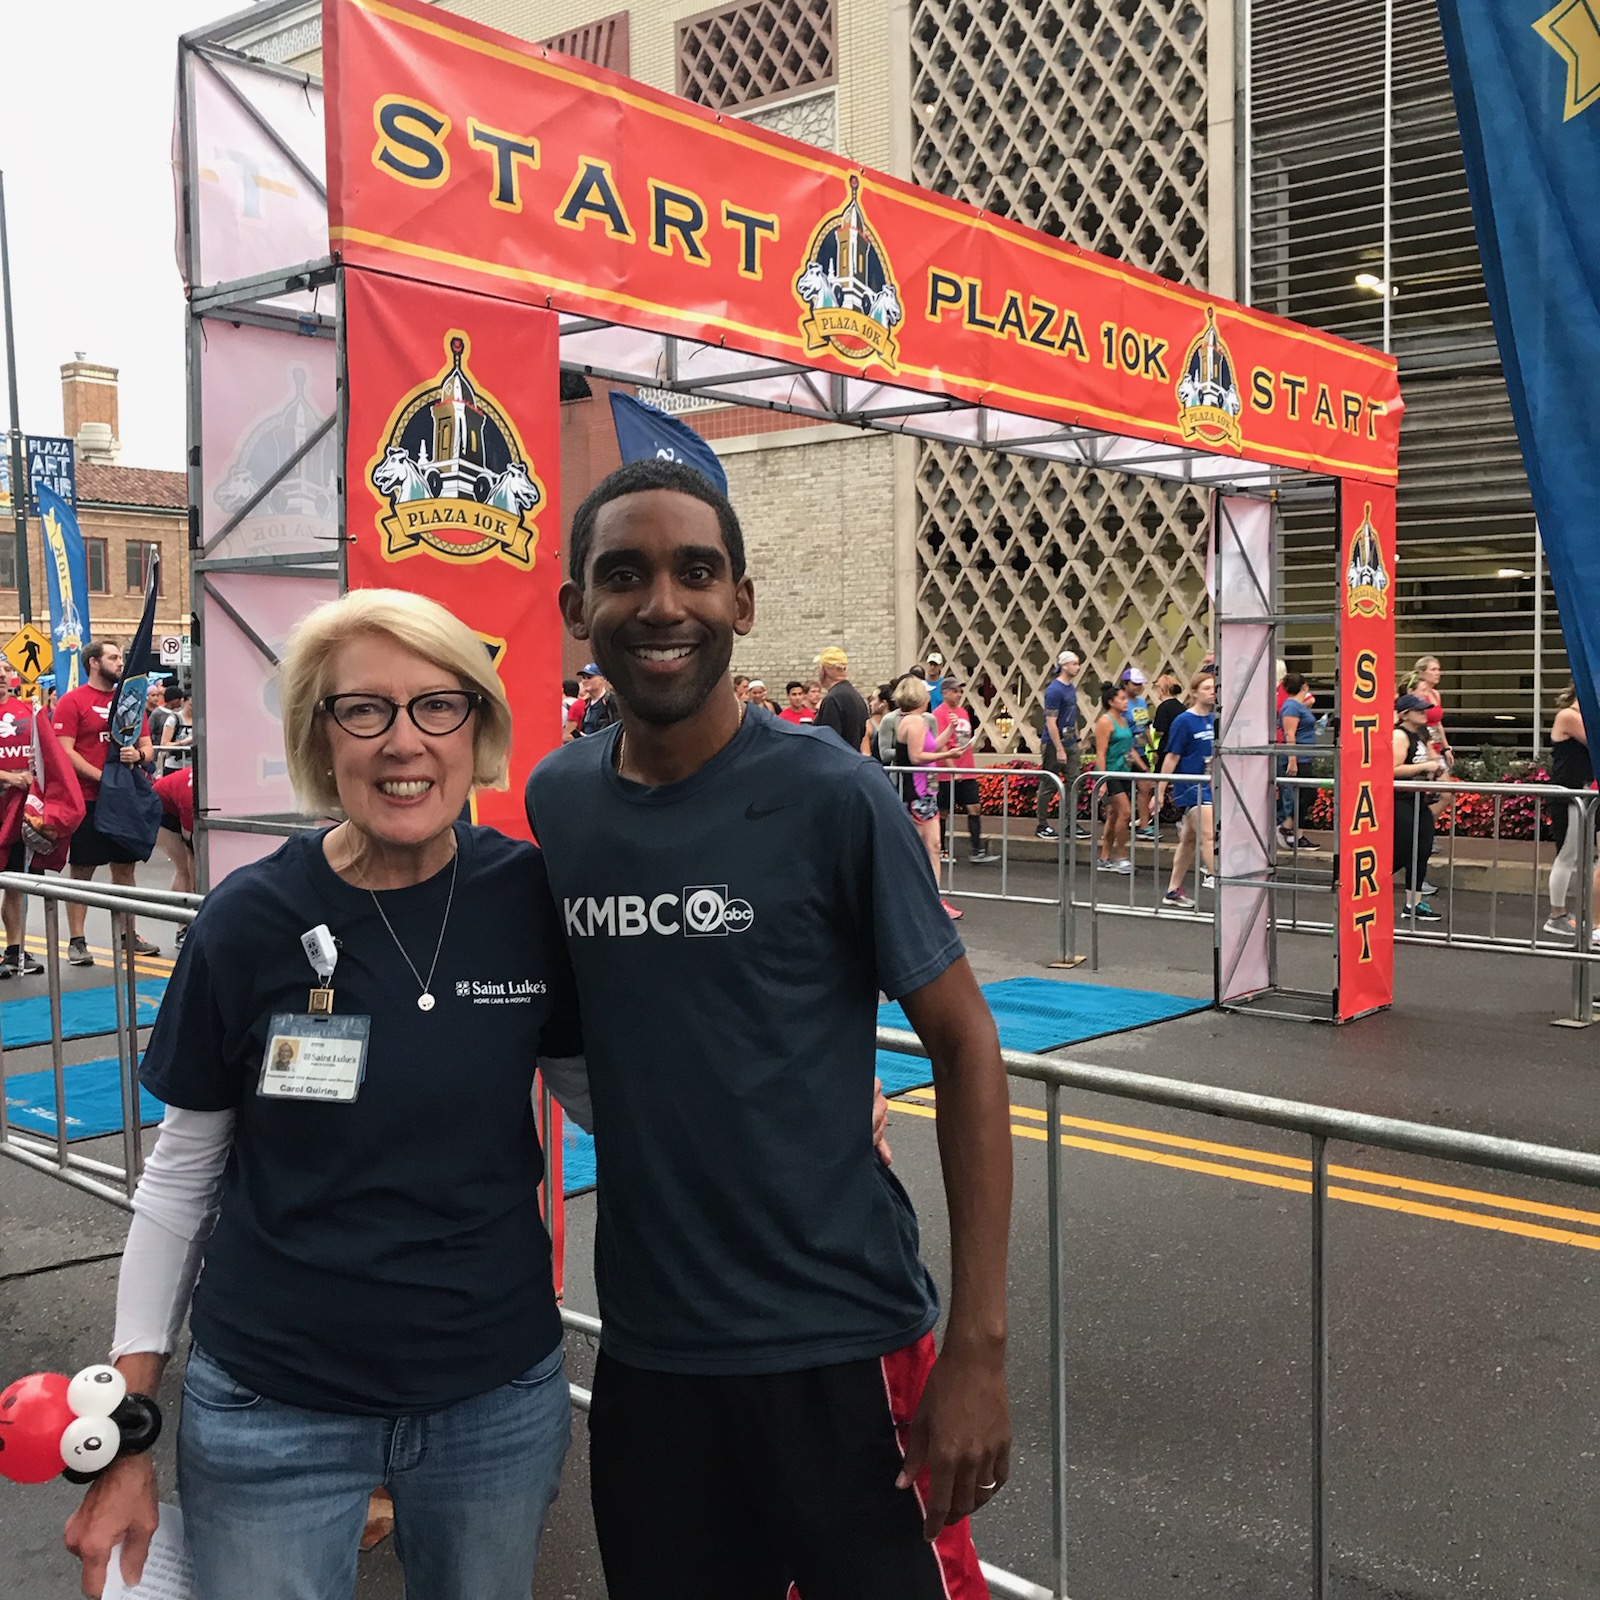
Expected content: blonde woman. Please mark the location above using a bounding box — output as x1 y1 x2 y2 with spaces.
66 590 589 1600
892 675 964 919
1405 654 1453 767
1545 686 1598 940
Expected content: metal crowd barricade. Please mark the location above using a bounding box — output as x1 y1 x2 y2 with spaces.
0 875 201 1205
559 1029 1600 1600
883 762 1073 965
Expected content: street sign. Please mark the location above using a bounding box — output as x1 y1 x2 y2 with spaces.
3 623 54 685
159 635 183 666
181 635 192 668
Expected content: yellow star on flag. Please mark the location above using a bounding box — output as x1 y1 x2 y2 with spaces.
1535 0 1600 120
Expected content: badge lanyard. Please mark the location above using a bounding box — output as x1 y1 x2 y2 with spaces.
256 924 372 1104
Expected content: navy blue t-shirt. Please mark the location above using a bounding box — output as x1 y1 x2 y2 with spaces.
1165 708 1215 808
1041 678 1078 745
526 713 960 1375
139 824 578 1415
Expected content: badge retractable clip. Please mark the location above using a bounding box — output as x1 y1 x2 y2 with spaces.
301 924 339 1015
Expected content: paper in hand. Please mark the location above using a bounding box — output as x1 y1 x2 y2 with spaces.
102 1503 196 1600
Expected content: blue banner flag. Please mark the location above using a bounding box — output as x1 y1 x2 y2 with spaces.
34 484 91 694
95 548 163 859
608 391 729 495
1436 0 1600 736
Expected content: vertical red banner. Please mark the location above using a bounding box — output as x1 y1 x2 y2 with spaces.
342 269 563 838
1336 480 1396 1020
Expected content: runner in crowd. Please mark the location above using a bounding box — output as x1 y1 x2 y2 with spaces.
895 676 966 919
1094 680 1146 875
53 640 158 964
804 678 824 715
1394 693 1445 923
1144 672 1184 837
779 679 815 724
732 673 750 703
560 677 580 725
146 679 177 747
562 663 618 742
815 646 871 754
530 459 1011 1597
155 684 194 775
923 651 946 711
934 677 995 864
1158 671 1217 909
1544 685 1598 941
866 681 897 765
1276 673 1321 852
875 680 904 767
1405 654 1454 768
1119 668 1156 840
0 678 46 977
746 678 775 716
1035 649 1084 841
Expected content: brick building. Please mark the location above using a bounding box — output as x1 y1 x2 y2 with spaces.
4 361 189 662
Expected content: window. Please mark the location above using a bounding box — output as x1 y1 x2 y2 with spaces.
0 538 14 590
677 0 835 112
540 10 630 73
86 538 108 594
126 540 163 594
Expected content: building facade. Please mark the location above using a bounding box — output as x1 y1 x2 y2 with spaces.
235 0 1556 754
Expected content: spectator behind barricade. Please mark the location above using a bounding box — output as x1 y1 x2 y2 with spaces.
813 646 870 754
893 674 964 919
1394 693 1445 922
36 674 58 715
560 677 579 725
732 674 750 703
866 682 896 766
152 762 195 914
54 640 158 965
1094 679 1147 875
563 663 618 743
155 685 193 775
1036 650 1084 841
779 680 815 725
1158 670 1216 908
746 678 775 716
1276 673 1321 852
147 680 177 748
875 679 903 767
803 679 823 715
923 651 946 711
1544 685 1599 941
935 678 995 863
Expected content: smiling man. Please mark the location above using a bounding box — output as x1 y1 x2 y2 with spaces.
525 459 1012 1600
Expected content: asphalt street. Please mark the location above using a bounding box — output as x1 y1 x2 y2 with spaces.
2 862 1597 1599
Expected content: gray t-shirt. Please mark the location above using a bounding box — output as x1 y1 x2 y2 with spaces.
526 712 960 1374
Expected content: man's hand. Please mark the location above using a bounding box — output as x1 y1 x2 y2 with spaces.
118 745 140 765
897 1342 1011 1537
0 768 30 790
64 1453 159 1598
872 1076 892 1167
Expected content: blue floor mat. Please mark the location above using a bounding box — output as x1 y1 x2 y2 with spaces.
0 980 166 1049
560 977 1208 1196
3 1056 162 1141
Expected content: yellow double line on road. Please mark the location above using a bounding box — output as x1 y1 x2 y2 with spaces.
21 938 176 983
891 1089 1600 1253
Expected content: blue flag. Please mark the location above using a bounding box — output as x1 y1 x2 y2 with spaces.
609 392 729 495
1436 1 1600 739
94 547 163 859
34 484 91 693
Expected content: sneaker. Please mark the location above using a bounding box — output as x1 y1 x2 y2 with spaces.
1112 858 1133 875
1163 889 1197 910
0 947 18 979
1074 825 1093 840
1134 824 1157 840
1096 858 1118 872
17 947 43 975
123 933 161 958
175 926 188 946
1419 880 1438 896
1295 836 1323 852
1409 900 1443 922
67 937 94 967
1542 913 1577 940
969 848 998 863
940 899 964 921
940 852 955 864
1201 872 1216 890
1035 825 1058 839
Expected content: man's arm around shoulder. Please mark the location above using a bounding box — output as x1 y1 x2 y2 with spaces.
896 954 1012 1538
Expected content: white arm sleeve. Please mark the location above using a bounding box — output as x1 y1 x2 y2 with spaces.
110 1105 235 1359
536 1055 592 1135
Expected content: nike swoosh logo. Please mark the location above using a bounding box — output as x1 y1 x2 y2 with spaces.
745 802 789 821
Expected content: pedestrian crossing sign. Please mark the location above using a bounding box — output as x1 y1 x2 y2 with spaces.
3 624 53 686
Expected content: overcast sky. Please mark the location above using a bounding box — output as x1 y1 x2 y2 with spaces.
1 0 232 470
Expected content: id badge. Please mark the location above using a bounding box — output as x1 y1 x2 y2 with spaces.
257 1012 372 1103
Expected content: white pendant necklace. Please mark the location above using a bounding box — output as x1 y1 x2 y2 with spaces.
364 846 460 1011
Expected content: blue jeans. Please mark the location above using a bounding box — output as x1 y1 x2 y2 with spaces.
178 1341 569 1600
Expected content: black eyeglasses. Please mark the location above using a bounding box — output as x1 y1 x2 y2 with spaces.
319 691 484 739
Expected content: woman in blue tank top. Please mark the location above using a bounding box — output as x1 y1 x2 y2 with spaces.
1094 681 1147 874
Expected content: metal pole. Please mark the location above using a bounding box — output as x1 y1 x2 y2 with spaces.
111 912 140 1197
44 898 65 1169
1533 523 1544 762
1055 774 1068 965
1045 1080 1068 1600
0 171 34 624
1310 1134 1330 1600
1381 0 1394 356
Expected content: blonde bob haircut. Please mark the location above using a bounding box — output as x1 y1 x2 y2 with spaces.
279 589 513 815
893 676 931 713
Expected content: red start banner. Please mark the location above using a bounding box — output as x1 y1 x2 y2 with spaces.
1335 483 1397 1020
323 0 1401 485
342 268 563 840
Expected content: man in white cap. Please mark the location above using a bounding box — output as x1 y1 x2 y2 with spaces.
924 650 946 712
1037 650 1087 839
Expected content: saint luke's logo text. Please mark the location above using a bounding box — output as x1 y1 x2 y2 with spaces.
564 886 756 939
454 978 547 1004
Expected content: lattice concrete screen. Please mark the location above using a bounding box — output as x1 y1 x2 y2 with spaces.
911 0 1212 753
677 0 836 112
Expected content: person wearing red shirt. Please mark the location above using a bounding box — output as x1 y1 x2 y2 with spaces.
152 765 196 935
52 640 157 966
934 678 994 863
778 680 815 725
0 687 45 978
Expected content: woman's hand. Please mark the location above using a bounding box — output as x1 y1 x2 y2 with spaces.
64 1453 159 1598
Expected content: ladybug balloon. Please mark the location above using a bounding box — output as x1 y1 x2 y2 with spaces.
0 1364 160 1485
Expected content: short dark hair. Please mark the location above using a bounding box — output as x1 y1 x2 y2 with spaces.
786 680 805 694
568 459 745 584
561 678 578 697
82 639 115 673
1282 672 1307 695
164 683 189 704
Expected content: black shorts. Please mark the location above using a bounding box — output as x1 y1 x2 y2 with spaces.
4 840 42 875
939 776 981 810
588 1332 985 1600
1100 775 1133 802
68 797 148 868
